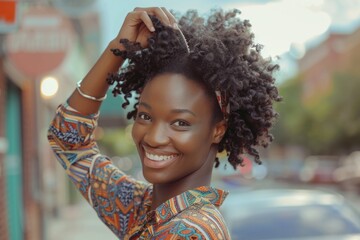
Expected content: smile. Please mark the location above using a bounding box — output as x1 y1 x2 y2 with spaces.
142 149 181 169
145 152 179 161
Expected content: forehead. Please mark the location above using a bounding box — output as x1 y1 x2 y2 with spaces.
140 73 212 113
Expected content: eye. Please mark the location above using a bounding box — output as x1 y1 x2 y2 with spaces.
137 112 151 122
172 120 190 127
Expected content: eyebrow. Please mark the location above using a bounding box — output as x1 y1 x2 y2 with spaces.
171 109 196 117
138 102 151 109
138 102 196 117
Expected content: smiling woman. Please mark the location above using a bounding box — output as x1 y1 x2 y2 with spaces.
47 6 280 239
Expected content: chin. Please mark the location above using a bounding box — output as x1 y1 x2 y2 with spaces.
142 169 165 184
142 168 179 185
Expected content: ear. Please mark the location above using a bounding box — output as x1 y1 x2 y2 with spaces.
212 120 227 144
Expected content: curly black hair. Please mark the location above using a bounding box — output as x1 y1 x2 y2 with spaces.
107 9 281 169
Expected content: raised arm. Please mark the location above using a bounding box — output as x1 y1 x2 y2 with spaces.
68 7 177 115
48 7 178 238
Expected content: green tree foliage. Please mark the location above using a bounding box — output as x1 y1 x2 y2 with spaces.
273 69 360 154
328 72 360 151
273 75 309 147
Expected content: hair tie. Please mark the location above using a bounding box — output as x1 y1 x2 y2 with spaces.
215 90 230 120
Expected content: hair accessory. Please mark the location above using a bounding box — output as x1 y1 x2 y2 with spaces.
76 81 107 102
178 29 190 53
215 90 230 120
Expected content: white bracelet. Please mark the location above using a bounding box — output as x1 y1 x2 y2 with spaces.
76 81 107 102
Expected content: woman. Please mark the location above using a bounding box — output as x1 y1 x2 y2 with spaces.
48 7 280 239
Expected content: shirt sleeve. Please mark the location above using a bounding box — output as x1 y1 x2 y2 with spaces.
47 102 151 238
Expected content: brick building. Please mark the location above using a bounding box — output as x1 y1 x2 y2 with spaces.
298 27 360 103
0 1 102 239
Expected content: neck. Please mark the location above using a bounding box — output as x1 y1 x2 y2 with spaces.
150 146 217 210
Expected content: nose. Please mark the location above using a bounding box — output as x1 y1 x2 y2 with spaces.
143 122 170 147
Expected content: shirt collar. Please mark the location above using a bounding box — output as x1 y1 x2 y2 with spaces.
153 186 228 225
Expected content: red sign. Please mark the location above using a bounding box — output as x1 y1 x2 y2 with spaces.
0 0 18 33
5 7 75 78
0 1 16 23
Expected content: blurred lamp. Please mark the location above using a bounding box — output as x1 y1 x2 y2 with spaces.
40 76 59 98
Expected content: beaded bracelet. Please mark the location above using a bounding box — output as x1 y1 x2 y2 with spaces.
76 81 107 102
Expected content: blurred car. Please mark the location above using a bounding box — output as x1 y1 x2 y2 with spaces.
299 155 340 184
334 151 360 193
220 188 360 240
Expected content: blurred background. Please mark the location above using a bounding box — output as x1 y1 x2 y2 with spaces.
1 0 360 239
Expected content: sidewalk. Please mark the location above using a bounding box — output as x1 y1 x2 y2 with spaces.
47 203 116 240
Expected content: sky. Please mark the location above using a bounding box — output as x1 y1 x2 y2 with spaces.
95 0 360 81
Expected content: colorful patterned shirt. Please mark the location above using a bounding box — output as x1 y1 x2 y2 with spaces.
47 103 231 239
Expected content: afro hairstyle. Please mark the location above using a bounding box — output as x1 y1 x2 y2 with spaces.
107 9 281 169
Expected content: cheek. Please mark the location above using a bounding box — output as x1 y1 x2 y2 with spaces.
131 123 143 143
171 128 212 153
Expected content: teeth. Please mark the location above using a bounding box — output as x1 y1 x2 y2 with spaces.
145 152 177 161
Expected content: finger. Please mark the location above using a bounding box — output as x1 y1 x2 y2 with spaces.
136 11 155 32
151 7 171 26
134 7 171 27
161 7 178 28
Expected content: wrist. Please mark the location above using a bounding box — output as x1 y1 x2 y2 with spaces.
109 38 126 51
106 39 127 63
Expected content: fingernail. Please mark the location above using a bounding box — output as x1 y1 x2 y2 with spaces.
150 27 155 32
173 23 178 29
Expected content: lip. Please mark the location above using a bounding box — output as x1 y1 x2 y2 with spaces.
141 146 181 169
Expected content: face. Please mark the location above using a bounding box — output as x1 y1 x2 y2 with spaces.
132 73 225 185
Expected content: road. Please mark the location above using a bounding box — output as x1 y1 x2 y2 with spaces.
47 202 116 240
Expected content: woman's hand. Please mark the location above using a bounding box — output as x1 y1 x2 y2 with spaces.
113 7 177 48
